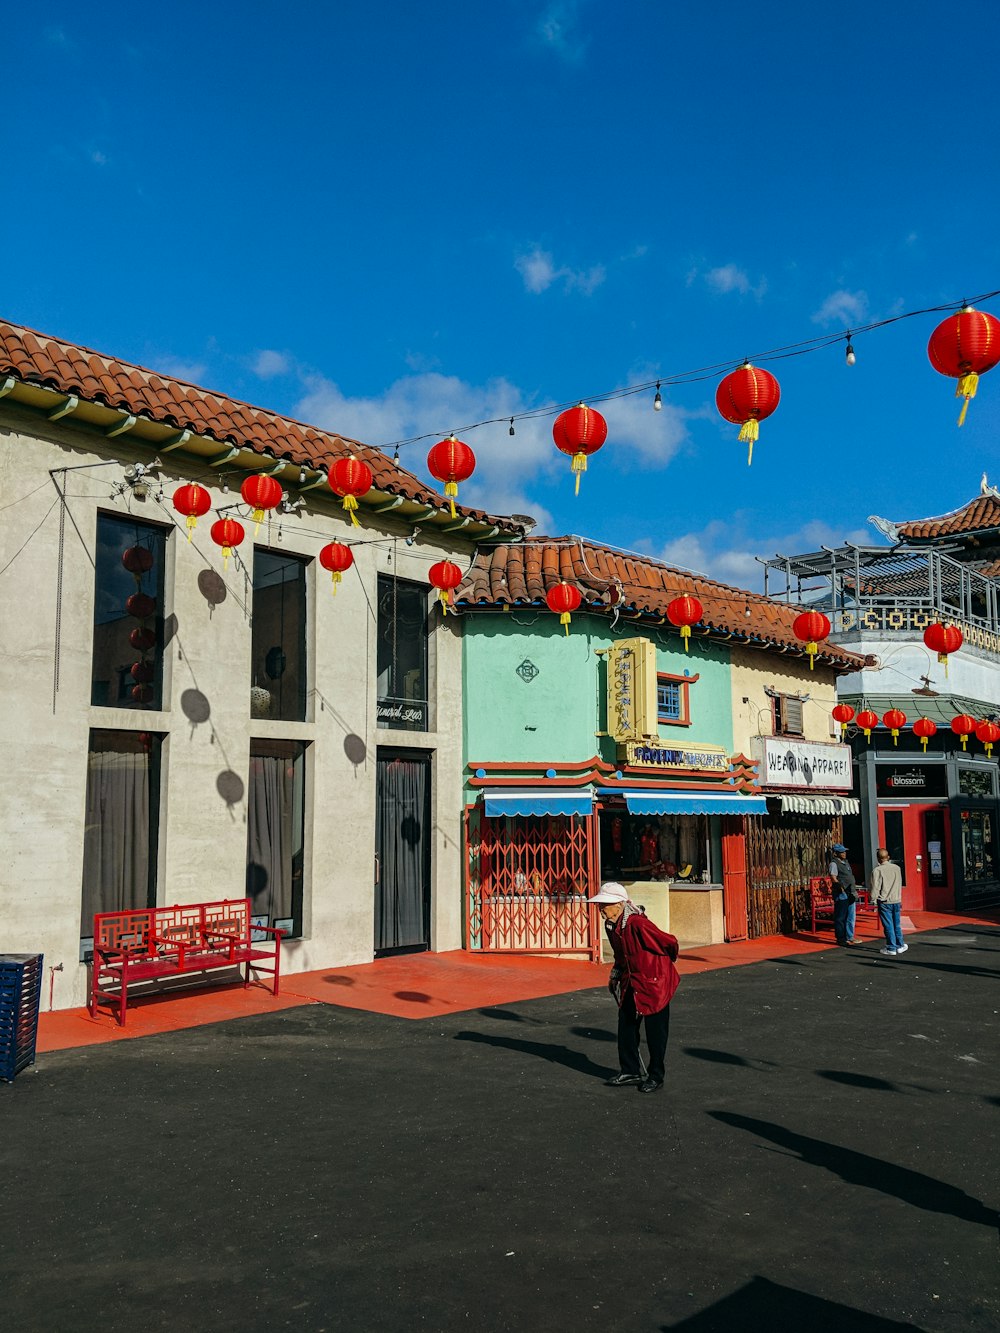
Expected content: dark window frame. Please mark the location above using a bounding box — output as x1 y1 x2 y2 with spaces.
772 692 804 737
251 547 308 723
376 573 430 733
91 511 168 712
656 671 693 727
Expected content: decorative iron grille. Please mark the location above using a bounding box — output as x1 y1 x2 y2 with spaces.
465 807 599 959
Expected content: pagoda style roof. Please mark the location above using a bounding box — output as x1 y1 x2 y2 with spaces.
869 477 1000 543
459 536 865 670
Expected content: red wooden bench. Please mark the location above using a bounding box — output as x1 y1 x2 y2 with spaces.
90 898 283 1026
809 876 874 933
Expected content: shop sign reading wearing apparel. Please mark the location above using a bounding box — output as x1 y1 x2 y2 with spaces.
753 737 852 789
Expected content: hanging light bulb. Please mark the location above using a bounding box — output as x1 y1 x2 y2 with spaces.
393 445 400 463
509 417 516 436
845 335 856 367
653 382 662 411
220 475 229 494
298 465 307 484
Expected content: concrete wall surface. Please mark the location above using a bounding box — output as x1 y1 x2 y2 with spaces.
728 646 841 757
0 406 470 1011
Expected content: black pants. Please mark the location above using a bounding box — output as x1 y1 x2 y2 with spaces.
618 988 671 1084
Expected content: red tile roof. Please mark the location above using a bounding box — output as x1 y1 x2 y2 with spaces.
887 494 1000 541
458 537 865 668
0 318 520 530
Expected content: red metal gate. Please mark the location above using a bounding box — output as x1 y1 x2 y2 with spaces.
465 807 600 960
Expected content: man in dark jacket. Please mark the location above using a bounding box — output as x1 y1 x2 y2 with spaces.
828 843 859 946
589 882 680 1094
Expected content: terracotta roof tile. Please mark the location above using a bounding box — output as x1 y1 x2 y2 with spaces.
890 495 1000 540
458 536 865 669
0 318 520 530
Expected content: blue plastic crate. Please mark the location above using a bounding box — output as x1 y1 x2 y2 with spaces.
0 954 43 1083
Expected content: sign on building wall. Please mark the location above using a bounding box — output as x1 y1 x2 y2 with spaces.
606 638 658 742
753 737 852 790
620 741 729 772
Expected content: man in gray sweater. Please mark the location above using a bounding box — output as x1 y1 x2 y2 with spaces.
869 848 906 955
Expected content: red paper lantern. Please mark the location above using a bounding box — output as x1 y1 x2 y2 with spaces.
240 474 283 531
121 545 154 580
856 708 878 741
912 716 938 753
126 592 156 620
832 702 855 738
328 457 374 528
130 660 154 685
666 595 703 654
427 436 476 518
129 626 156 652
792 610 832 671
715 363 780 465
172 483 211 537
975 719 1000 758
131 684 153 704
210 518 245 568
546 581 583 635
927 306 1000 425
429 559 463 614
923 621 963 676
319 541 354 594
951 713 977 750
552 403 608 495
882 708 907 745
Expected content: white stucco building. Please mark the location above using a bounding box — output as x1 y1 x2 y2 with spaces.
0 318 523 1012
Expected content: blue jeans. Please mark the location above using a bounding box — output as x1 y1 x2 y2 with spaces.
877 901 904 951
833 892 856 944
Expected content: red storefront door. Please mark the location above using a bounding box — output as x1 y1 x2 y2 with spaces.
878 803 953 912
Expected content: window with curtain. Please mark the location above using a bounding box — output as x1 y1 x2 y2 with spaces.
91 513 167 710
376 574 429 731
251 550 307 722
80 730 161 944
246 740 307 936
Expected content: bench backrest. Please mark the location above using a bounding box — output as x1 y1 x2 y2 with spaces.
809 875 833 898
94 898 252 952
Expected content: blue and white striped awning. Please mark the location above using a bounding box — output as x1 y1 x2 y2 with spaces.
618 791 768 816
482 787 594 818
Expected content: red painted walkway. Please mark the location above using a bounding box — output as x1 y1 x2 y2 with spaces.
36 907 999 1053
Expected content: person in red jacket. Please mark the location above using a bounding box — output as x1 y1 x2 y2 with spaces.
588 881 680 1094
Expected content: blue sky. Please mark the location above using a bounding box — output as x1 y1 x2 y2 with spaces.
6 1 1000 588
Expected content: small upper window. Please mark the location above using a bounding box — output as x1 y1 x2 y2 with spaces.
656 672 694 727
377 574 429 731
773 693 804 737
91 513 167 710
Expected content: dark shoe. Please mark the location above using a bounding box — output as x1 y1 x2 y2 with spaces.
605 1073 644 1087
638 1077 663 1094
844 939 861 946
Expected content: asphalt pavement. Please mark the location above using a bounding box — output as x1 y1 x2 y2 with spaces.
3 924 998 1332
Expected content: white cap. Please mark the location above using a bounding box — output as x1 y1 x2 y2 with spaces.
588 882 629 904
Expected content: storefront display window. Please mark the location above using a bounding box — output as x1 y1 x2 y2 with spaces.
959 768 995 799
599 808 710 882
960 809 996 882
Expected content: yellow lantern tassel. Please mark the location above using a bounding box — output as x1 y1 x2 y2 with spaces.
939 652 950 677
863 727 872 741
330 571 341 596
987 742 994 759
439 589 451 616
681 625 691 653
891 728 899 746
445 481 458 519
572 451 587 495
221 546 232 568
251 505 265 533
738 418 759 466
808 641 817 671
186 513 196 542
561 611 571 635
961 735 968 750
342 495 360 528
956 371 979 426
920 736 929 752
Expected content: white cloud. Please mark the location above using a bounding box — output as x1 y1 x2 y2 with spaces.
515 246 605 296
705 264 768 300
155 357 207 384
293 367 693 524
534 2 589 63
649 520 872 591
90 150 108 167
251 349 291 378
812 288 869 328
